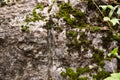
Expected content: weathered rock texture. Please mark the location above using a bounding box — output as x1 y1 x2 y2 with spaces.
0 0 119 80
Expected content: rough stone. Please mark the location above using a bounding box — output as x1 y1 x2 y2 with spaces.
0 0 119 80
104 58 117 72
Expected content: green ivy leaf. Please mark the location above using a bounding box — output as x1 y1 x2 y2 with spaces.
109 10 114 18
111 73 120 78
108 47 120 59
108 47 118 57
110 18 119 26
107 5 114 10
107 5 118 17
103 17 110 21
99 5 107 11
117 55 120 59
117 8 120 16
104 77 117 80
104 72 120 80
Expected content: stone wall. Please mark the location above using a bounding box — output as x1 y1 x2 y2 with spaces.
0 0 119 80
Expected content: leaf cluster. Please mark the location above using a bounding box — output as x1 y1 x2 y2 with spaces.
99 5 120 26
108 47 120 59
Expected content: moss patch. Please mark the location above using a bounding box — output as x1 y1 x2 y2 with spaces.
93 70 110 80
61 67 90 80
56 2 86 28
92 48 105 67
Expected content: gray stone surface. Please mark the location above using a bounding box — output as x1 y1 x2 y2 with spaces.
0 0 118 80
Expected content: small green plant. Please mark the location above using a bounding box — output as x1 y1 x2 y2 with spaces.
56 2 86 27
104 72 120 80
21 25 29 32
21 3 45 32
108 47 120 59
25 3 44 23
61 67 89 80
104 42 120 80
99 5 120 26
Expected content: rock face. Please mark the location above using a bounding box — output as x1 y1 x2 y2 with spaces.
0 0 119 80
0 1 49 80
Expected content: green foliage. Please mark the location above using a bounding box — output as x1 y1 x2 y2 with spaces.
56 3 86 27
105 46 120 80
21 25 29 32
112 33 120 41
99 5 120 26
93 70 110 80
36 3 44 10
25 4 43 23
61 67 89 80
76 67 90 75
93 48 105 67
25 15 32 23
32 8 40 22
104 72 120 80
24 3 45 23
108 47 120 59
22 3 45 32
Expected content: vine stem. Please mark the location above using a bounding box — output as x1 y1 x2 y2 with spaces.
92 0 117 73
92 0 114 31
47 29 53 80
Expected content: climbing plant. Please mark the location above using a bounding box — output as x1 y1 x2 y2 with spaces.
21 0 120 80
99 5 120 26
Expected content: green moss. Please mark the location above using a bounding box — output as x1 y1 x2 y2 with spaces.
112 33 120 41
85 40 92 46
61 71 67 78
25 15 32 23
21 25 30 32
66 30 92 51
61 67 89 80
92 66 99 71
36 3 44 10
84 47 89 51
93 53 103 62
94 48 104 54
54 26 63 32
93 70 110 80
66 30 78 38
102 31 113 49
78 77 88 80
80 32 86 38
92 48 105 67
66 30 81 50
105 58 112 61
76 67 90 75
66 39 81 51
88 0 96 10
99 61 105 67
56 2 86 27
90 26 101 32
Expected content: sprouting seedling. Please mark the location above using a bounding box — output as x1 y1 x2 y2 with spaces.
108 47 120 59
99 5 120 26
